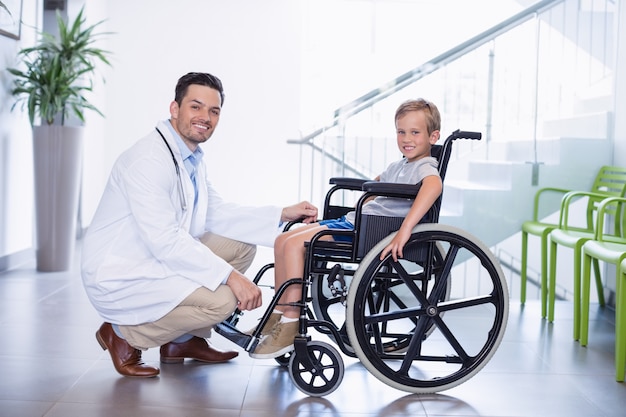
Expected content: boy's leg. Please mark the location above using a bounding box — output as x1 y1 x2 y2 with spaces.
254 225 343 359
252 227 318 359
275 225 331 318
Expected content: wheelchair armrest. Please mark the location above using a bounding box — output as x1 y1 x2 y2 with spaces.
323 178 368 220
329 177 368 191
361 181 422 199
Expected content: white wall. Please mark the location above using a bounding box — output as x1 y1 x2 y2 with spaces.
82 0 303 226
0 0 41 261
0 0 304 264
613 0 626 168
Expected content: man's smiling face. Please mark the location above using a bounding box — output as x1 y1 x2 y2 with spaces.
169 84 222 151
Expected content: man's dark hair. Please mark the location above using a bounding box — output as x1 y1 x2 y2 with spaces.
174 72 225 106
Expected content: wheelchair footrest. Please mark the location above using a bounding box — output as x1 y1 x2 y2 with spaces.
214 321 256 351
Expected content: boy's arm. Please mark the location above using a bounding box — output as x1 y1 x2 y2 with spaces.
379 174 443 261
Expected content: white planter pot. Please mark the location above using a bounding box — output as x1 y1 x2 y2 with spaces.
32 125 83 272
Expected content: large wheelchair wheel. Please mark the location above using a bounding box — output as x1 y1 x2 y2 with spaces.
312 243 449 354
346 223 508 393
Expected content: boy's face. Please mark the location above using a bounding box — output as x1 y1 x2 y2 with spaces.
395 110 439 163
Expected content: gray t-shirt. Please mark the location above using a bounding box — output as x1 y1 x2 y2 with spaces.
345 156 439 225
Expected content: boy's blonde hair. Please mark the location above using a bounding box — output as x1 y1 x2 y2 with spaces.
395 98 441 136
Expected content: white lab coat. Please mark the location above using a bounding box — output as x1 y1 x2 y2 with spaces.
81 120 283 325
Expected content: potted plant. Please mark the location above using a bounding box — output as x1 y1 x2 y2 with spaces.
7 7 111 271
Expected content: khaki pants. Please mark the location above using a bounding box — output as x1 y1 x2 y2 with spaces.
119 232 256 349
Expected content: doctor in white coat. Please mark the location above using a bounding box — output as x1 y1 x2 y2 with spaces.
81 72 318 378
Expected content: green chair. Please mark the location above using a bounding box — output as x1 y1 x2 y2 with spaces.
616 258 626 382
521 165 626 318
548 190 626 338
521 186 570 316
580 196 626 347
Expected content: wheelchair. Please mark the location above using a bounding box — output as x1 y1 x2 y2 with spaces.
215 129 509 397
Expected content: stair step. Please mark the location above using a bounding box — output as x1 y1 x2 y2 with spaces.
542 111 610 139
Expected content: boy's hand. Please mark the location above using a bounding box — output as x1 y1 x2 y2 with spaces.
380 228 411 262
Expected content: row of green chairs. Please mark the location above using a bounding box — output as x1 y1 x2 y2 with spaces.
521 165 626 382
521 165 626 319
548 191 623 338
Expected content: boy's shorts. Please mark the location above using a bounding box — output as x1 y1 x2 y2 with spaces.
318 215 354 242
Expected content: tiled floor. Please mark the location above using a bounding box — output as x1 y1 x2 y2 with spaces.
0 246 625 417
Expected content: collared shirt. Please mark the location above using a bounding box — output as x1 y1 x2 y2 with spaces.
166 120 204 206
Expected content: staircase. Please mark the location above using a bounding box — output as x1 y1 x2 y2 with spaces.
436 83 614 303
441 73 615 248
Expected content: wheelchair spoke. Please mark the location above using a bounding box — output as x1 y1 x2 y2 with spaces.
431 243 457 302
388 260 430 306
437 294 499 312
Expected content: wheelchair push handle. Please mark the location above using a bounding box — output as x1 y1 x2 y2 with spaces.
450 129 481 141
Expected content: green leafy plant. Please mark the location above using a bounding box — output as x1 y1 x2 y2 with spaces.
7 7 111 126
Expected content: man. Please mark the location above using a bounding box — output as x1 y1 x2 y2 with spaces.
82 72 318 377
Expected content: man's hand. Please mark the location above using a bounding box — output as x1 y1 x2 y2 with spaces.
281 201 318 224
225 270 262 311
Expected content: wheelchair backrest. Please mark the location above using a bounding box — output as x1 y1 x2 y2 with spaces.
315 130 479 260
354 130 478 259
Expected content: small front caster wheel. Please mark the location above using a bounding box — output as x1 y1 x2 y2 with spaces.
289 341 344 397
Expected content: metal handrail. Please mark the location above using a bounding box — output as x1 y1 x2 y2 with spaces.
287 0 564 146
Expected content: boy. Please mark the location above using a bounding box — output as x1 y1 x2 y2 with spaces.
250 98 443 359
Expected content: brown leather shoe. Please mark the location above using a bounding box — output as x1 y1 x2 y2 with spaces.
96 322 160 377
160 336 239 364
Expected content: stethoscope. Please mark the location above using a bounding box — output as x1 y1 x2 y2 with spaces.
155 127 187 211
